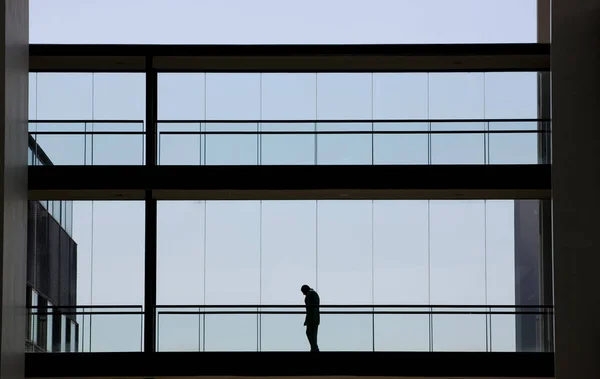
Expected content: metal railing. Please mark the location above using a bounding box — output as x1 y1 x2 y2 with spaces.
25 304 553 353
158 118 551 165
27 305 143 353
156 304 554 353
28 120 145 166
27 119 550 166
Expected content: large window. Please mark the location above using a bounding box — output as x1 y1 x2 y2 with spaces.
27 71 544 166
27 200 145 352
156 200 544 352
26 64 551 353
28 73 145 166
157 72 543 166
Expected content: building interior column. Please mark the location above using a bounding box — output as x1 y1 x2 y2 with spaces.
552 0 600 378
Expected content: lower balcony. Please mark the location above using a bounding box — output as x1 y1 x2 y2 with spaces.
25 305 554 378
26 351 554 378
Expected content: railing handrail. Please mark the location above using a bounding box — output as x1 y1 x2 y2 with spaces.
155 304 554 309
27 130 548 135
157 310 552 315
25 304 554 309
27 305 143 309
26 118 552 124
28 311 143 316
29 119 144 123
157 118 551 123
157 130 547 135
29 131 144 135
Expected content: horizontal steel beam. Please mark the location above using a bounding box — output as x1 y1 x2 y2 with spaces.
25 352 554 377
29 43 550 72
28 165 551 201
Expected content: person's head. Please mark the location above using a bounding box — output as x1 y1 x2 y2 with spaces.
301 284 311 295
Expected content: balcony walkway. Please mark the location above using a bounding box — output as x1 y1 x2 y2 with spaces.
26 351 554 378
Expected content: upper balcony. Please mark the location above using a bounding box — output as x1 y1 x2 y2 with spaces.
28 118 549 167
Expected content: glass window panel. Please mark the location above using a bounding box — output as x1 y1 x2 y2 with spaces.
206 74 260 120
374 309 430 351
261 74 317 120
65 201 73 236
158 73 206 120
491 312 517 352
373 201 429 304
31 122 87 165
432 310 488 351
513 200 544 352
319 309 373 351
61 316 67 352
261 201 317 304
317 201 373 305
430 201 486 305
158 123 202 165
317 74 372 120
29 73 37 120
36 73 93 120
205 123 258 165
89 123 144 165
317 123 372 164
92 73 145 120
46 304 53 352
485 201 516 305
205 201 260 304
373 73 428 119
260 123 315 165
31 291 38 344
488 122 538 164
429 73 484 119
61 202 67 227
431 122 485 164
373 123 429 164
484 72 538 119
74 203 92 306
157 201 205 305
34 135 86 165
51 201 61 222
157 311 201 352
89 314 142 352
261 311 306 351
76 202 145 305
204 309 257 351
70 321 76 352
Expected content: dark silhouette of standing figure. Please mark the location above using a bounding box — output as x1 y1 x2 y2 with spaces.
301 284 320 352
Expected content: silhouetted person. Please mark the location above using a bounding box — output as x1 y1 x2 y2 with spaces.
301 284 320 352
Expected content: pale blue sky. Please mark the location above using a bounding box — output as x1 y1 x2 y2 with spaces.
28 0 544 353
30 0 537 45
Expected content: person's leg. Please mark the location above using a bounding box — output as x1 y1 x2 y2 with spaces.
305 326 312 351
306 324 319 352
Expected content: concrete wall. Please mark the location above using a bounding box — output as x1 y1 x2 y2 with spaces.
0 0 29 378
552 0 600 378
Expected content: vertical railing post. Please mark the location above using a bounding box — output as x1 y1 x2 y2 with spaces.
371 307 375 352
144 55 158 353
144 194 157 353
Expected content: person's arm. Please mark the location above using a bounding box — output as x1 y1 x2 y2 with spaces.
306 292 318 324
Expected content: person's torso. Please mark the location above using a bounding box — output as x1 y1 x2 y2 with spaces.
305 290 320 309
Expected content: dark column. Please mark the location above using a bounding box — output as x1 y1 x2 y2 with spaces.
552 0 600 378
143 56 158 353
0 0 29 378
